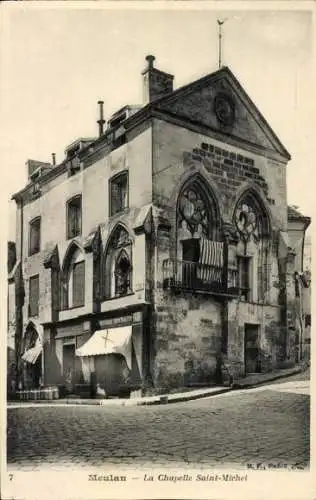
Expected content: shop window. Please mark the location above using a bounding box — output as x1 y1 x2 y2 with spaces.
29 217 41 256
29 275 39 317
67 195 82 239
109 172 128 216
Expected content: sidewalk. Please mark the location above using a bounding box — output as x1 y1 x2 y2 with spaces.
232 363 306 389
7 363 307 408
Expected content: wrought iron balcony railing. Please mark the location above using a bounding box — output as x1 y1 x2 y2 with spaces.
162 259 239 297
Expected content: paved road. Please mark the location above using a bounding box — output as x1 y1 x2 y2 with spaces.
7 371 310 470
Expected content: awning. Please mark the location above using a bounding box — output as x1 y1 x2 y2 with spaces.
76 326 132 369
22 343 42 364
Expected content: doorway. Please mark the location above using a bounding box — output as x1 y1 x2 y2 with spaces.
182 239 199 288
244 323 260 374
63 343 76 393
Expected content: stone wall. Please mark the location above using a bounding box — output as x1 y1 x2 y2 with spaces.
12 124 152 331
150 118 288 388
153 291 222 390
152 119 287 230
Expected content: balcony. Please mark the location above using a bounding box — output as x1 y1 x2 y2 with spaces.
162 259 239 298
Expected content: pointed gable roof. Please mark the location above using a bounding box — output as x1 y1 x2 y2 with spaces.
149 66 291 162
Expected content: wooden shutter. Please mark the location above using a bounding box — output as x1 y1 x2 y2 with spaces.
72 261 85 307
67 197 82 238
30 218 41 255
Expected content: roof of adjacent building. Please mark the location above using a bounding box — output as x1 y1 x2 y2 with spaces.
287 205 311 223
287 205 311 227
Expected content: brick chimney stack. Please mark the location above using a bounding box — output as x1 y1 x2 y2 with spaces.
142 55 174 105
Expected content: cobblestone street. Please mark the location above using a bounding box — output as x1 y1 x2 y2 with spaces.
7 373 310 470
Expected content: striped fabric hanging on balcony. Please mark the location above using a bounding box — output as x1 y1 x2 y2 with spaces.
197 238 223 282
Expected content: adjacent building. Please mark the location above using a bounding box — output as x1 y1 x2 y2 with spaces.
7 56 311 398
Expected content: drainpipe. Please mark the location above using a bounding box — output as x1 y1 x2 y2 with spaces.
97 100 105 137
15 196 24 390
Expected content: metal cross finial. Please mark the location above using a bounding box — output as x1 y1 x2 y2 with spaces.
217 18 228 69
217 16 242 69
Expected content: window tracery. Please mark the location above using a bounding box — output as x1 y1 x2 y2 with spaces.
104 226 132 299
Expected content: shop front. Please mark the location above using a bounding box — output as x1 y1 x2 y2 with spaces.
47 309 146 398
76 312 144 398
21 320 44 389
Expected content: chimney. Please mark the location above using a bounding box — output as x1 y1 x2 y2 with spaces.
97 100 106 137
26 159 52 180
52 153 56 165
142 55 174 105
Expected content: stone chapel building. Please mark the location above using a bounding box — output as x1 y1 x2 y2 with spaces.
7 55 310 397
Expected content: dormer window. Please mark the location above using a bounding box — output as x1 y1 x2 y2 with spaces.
67 195 82 239
109 172 128 216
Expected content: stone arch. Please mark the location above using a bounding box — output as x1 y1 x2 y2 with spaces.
231 182 272 232
233 186 271 242
61 240 85 309
232 186 272 303
176 172 222 242
61 240 84 272
103 223 133 299
23 320 42 352
22 320 43 389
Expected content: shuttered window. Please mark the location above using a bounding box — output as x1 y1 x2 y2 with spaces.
72 261 85 307
110 172 128 216
29 217 41 255
29 275 39 317
67 196 82 239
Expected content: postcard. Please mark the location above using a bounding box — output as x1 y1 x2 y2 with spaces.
1 2 314 499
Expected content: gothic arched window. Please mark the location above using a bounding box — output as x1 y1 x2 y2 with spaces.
61 243 85 309
233 191 270 302
114 250 132 297
234 193 269 242
177 177 220 241
104 226 132 299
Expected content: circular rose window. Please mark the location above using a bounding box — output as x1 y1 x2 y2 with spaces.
214 94 235 125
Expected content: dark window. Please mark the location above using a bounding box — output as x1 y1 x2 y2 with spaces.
238 256 251 301
29 275 39 317
29 217 41 256
114 251 132 297
305 314 311 327
72 261 85 307
67 196 82 239
110 172 128 216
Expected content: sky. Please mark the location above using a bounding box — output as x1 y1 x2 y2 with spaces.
0 3 314 241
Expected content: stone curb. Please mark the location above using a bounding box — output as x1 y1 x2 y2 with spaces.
7 365 307 408
134 387 232 406
232 365 304 390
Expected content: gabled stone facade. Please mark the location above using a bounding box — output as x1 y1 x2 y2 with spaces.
8 56 310 397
